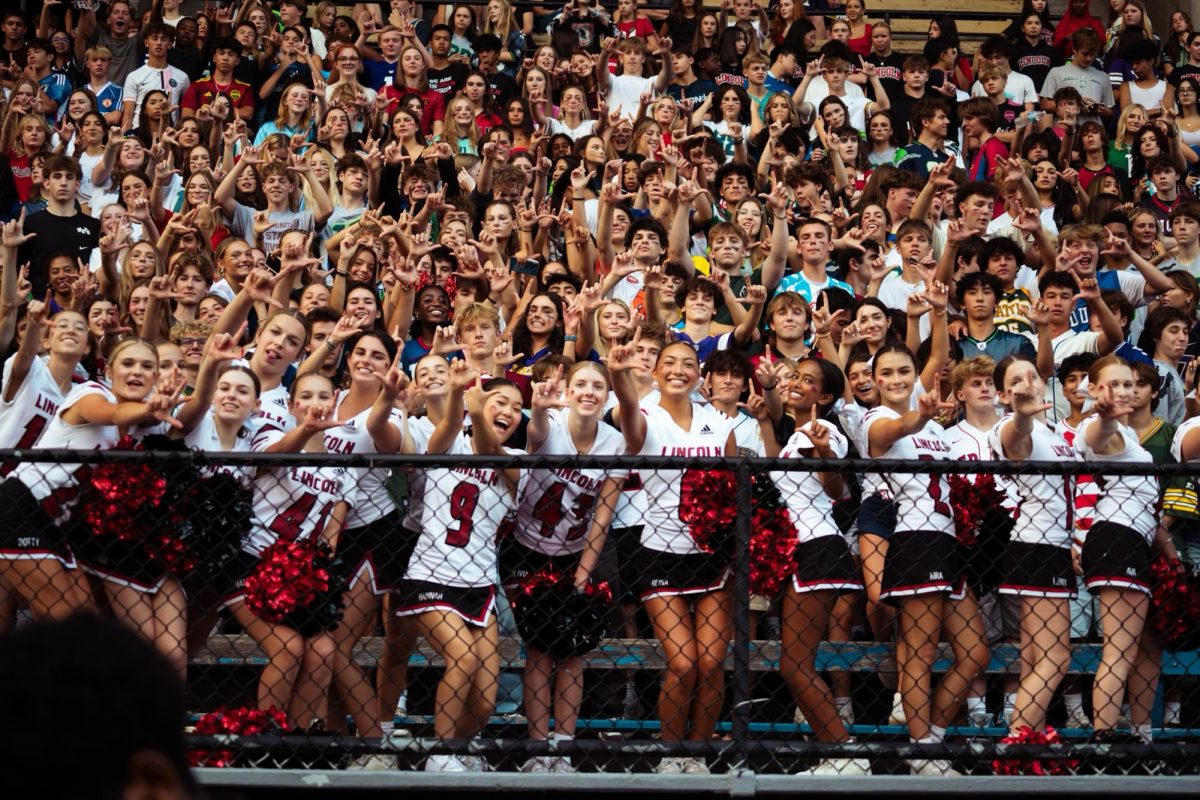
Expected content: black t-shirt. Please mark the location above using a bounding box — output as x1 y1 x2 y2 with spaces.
428 63 468 98
553 12 614 55
487 71 518 108
19 210 101 297
1012 40 1060 94
863 52 906 106
168 45 205 82
1170 63 1200 88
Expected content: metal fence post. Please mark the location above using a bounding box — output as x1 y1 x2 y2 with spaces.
731 459 753 764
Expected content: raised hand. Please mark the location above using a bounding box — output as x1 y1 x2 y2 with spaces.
532 364 568 411
607 325 642 374
801 405 833 455
493 338 524 368
448 357 479 394
0 207 35 248
299 401 342 432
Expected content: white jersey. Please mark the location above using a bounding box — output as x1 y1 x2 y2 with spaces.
729 410 766 457
255 384 295 432
400 415 436 532
515 410 627 556
1074 417 1159 540
637 402 736 554
407 432 521 587
988 415 1076 547
1170 416 1200 463
773 420 848 543
11 382 123 526
606 388 660 530
183 408 260 486
248 427 355 557
0 355 71 475
863 406 953 535
946 418 1020 514
325 391 405 528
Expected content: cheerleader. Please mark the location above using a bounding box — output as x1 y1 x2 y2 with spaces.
397 361 523 773
322 330 410 746
507 362 625 773
13 338 186 672
990 354 1077 733
235 371 354 729
609 332 738 776
0 293 92 627
377 353 450 737
865 344 985 776
1073 355 1177 738
769 357 870 776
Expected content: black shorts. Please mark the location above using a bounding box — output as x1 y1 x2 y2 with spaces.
637 546 730 601
600 524 644 604
856 493 896 541
65 516 167 594
879 530 964 604
1082 521 1152 595
792 536 863 594
0 478 74 566
998 541 1076 598
394 580 497 627
338 510 415 596
214 550 262 606
498 537 579 591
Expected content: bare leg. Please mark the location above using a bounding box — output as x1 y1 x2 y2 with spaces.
290 633 336 728
232 602 305 716
1092 588 1149 730
643 594 698 741
688 589 732 741
932 590 989 730
1010 597 1071 732
523 647 554 741
553 655 585 738
2 559 92 621
780 588 850 742
330 577 382 738
896 594 944 741
416 610 494 740
377 594 418 720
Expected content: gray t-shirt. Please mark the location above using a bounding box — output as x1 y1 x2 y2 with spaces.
229 202 315 255
93 30 144 87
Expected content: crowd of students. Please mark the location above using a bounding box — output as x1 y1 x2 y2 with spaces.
0 0 1197 779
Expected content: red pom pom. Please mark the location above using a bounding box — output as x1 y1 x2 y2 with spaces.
948 474 1007 548
749 506 799 597
188 706 290 767
992 726 1078 775
679 469 737 554
243 540 334 624
1149 555 1200 650
77 436 168 542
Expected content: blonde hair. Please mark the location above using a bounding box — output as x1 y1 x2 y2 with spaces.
445 96 481 155
274 82 315 131
1115 103 1148 147
454 301 501 336
951 355 997 394
592 299 632 359
482 0 517 39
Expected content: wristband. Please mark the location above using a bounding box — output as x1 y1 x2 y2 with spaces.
326 338 339 350
334 270 347 277
564 334 577 342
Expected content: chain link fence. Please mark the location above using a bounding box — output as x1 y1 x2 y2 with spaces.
3 449 1200 778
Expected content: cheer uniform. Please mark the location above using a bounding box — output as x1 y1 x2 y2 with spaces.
864 406 962 602
773 421 863 594
184 408 259 486
223 425 357 605
325 392 408 595
501 410 627 593
988 416 1078 598
15 382 160 588
1073 417 1159 594
0 355 72 476
255 384 295 432
600 389 659 602
394 414 435 589
842 400 897 542
634 402 736 600
398 432 521 626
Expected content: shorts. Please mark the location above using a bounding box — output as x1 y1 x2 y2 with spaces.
214 550 262 606
600 524 644 603
979 591 1021 645
338 510 415 596
499 537 579 591
0 478 74 566
1082 521 1152 595
637 546 730 601
66 516 167 594
998 541 1077 598
792 536 863 594
879 530 964 604
856 494 896 541
394 580 497 627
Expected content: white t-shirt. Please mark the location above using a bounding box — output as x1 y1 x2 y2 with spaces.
606 73 657 122
122 64 190 127
970 71 1038 108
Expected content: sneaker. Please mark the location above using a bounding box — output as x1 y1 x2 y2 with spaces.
836 702 855 727
799 757 871 775
347 753 396 771
889 693 906 725
968 712 993 729
521 756 555 773
621 694 643 720
549 756 575 774
680 757 710 774
908 759 960 776
793 706 808 725
424 754 468 772
460 755 491 772
1163 705 1182 727
1064 705 1091 730
656 757 686 774
395 690 408 717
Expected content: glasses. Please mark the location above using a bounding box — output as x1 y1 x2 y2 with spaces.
178 337 208 348
337 57 360 63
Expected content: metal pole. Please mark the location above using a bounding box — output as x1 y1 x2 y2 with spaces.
730 460 753 763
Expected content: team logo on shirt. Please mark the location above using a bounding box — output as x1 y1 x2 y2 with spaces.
700 425 713 434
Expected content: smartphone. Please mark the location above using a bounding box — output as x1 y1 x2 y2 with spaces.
512 257 540 276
